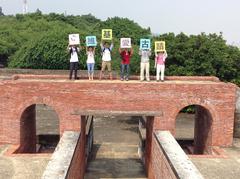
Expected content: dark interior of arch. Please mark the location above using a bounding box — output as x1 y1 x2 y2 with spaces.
176 105 213 155
194 105 213 154
16 104 60 153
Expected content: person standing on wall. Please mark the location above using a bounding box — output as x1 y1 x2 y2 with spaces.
86 46 95 80
119 47 133 81
68 44 80 80
155 51 167 82
139 49 151 82
99 40 114 80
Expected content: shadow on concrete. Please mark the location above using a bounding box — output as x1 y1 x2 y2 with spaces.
85 158 146 179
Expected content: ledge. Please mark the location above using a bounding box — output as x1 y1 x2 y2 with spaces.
70 109 162 117
155 131 204 179
42 131 79 179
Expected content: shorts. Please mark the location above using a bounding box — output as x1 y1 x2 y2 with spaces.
101 61 112 72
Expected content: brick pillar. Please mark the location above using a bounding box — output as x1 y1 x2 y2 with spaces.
80 115 86 179
153 115 175 135
67 115 86 179
145 116 154 179
194 106 212 154
18 104 36 153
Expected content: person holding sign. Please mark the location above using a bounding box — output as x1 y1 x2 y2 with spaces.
155 51 168 82
86 46 95 80
139 39 151 82
139 49 151 81
68 34 80 80
68 44 80 80
119 47 133 81
99 40 114 80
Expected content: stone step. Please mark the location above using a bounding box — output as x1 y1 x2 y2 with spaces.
91 143 139 159
95 153 139 159
87 159 144 169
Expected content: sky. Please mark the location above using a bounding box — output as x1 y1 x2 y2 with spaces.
0 0 240 46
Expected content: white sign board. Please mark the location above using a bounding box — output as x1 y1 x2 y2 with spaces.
69 34 80 45
120 38 131 48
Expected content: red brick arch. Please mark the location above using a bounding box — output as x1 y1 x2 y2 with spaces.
0 76 237 149
17 101 61 153
172 102 218 123
173 103 215 154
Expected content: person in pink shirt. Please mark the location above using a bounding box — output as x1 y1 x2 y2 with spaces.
155 51 168 82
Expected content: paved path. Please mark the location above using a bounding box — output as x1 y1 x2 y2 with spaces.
85 116 147 179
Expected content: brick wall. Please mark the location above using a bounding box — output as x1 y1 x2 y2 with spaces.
149 131 203 179
234 87 240 137
67 116 86 179
149 133 177 179
16 104 36 153
194 105 212 154
0 75 237 150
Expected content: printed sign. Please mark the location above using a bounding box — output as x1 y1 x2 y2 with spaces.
155 41 165 52
140 39 151 50
120 38 131 48
69 34 80 45
102 29 112 40
86 36 97 47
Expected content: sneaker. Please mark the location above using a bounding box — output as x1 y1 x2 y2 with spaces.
147 79 150 82
161 80 164 82
121 78 124 81
157 80 160 82
126 78 129 81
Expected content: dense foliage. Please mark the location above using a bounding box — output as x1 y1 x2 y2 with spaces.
0 12 239 85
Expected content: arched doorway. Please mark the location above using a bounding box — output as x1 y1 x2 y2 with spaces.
175 105 213 154
16 104 60 153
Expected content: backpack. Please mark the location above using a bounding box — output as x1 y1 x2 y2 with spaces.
102 47 111 53
69 47 78 55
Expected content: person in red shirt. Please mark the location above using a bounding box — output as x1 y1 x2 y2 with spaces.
119 48 133 81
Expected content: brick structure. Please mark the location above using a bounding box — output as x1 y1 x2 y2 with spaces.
0 75 237 156
149 131 203 179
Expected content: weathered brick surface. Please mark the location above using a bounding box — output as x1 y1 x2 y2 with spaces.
17 104 36 153
234 87 240 137
66 116 86 179
149 134 177 179
0 76 237 150
149 131 203 179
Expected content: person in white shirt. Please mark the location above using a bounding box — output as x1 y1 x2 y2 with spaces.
99 40 113 80
68 44 80 80
86 46 95 80
139 49 152 81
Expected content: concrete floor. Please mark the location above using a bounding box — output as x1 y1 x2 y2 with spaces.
191 138 240 179
0 145 50 179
